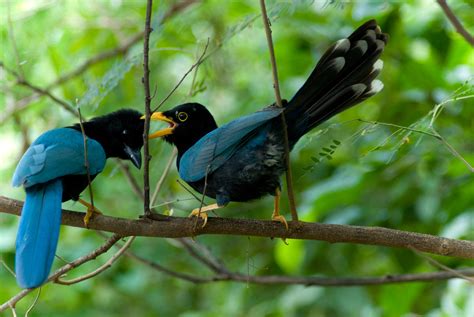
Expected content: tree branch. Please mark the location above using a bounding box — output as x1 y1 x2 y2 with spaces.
142 0 154 216
1 0 200 121
88 230 474 289
259 0 298 221
134 257 474 286
2 196 473 259
116 237 474 287
437 0 474 46
42 0 200 89
55 236 135 285
151 39 209 112
0 61 77 116
0 234 122 312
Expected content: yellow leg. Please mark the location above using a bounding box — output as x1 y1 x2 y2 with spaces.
78 198 102 227
272 188 288 230
189 203 223 228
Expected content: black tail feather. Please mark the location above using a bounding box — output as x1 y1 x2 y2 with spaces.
285 19 388 145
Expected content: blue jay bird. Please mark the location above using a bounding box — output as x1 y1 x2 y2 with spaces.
12 109 144 288
147 20 388 227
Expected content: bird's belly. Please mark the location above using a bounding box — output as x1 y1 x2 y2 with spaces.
188 131 286 204
61 174 98 202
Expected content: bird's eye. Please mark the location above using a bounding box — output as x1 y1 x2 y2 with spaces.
122 129 128 135
177 112 188 122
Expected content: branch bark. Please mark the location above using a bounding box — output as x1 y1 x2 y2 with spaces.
437 0 474 46
2 196 473 259
142 0 154 216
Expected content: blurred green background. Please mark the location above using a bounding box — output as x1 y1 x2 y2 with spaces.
1 0 473 316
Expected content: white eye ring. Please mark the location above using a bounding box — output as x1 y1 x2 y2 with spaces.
122 129 128 135
177 112 188 122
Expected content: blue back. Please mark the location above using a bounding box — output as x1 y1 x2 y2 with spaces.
13 127 107 288
12 128 106 188
179 108 282 182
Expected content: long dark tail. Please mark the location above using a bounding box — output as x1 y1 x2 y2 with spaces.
15 180 63 288
285 20 388 145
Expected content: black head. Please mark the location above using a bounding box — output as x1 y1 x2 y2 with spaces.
74 109 144 168
148 103 218 154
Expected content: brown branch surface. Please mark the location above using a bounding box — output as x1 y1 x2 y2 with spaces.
2 196 473 259
437 0 474 46
142 0 154 216
136 260 474 286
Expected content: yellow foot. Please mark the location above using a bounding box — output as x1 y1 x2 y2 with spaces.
189 208 208 228
272 213 289 230
84 207 102 227
78 198 102 227
187 203 222 228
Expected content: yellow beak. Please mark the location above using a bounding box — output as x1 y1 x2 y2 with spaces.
144 112 177 139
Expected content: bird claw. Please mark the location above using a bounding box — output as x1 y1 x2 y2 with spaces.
188 208 208 228
272 214 289 231
83 206 102 228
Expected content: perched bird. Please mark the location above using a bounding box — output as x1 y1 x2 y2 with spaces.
12 109 144 288
148 20 388 227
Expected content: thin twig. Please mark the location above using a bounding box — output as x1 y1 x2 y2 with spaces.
358 119 474 173
6 2 24 79
77 107 95 212
178 238 230 274
259 0 283 107
152 38 210 112
56 237 136 285
176 179 202 202
46 0 199 88
259 0 298 221
9 305 17 317
2 0 199 123
125 250 211 283
0 61 77 116
24 288 40 317
114 235 474 287
142 0 154 217
357 119 442 140
116 159 144 200
151 148 178 206
188 45 203 96
0 93 38 125
432 128 474 173
125 249 474 286
437 0 474 46
0 259 15 277
411 247 474 283
0 234 122 312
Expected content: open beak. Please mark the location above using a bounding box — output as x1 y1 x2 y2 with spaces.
124 145 142 169
142 112 177 139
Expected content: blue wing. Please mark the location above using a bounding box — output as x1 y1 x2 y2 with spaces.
179 107 283 182
12 128 106 188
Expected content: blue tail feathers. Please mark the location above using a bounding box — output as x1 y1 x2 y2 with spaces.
15 180 63 288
